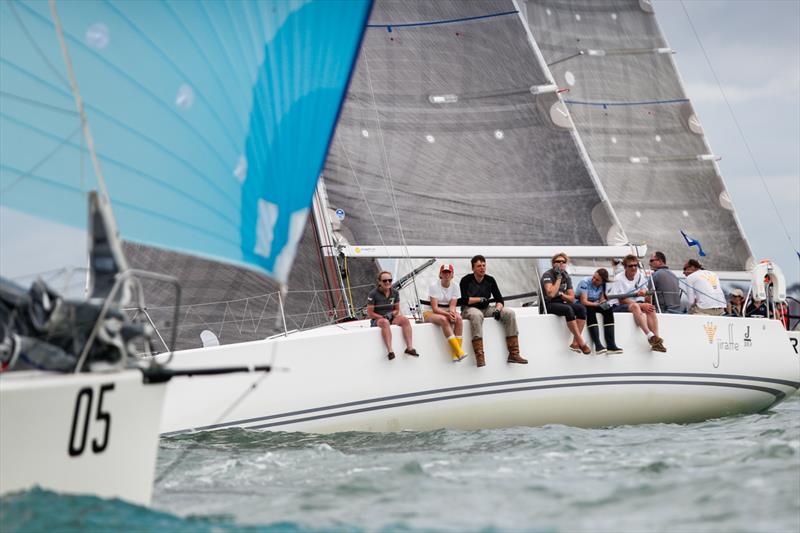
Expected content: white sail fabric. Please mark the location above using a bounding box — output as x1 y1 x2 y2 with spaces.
523 0 755 271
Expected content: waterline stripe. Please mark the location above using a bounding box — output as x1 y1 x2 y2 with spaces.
162 372 798 435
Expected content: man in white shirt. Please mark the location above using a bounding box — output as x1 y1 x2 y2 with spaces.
424 264 467 361
682 259 726 316
609 254 667 353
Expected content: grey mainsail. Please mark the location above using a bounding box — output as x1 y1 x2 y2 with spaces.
523 0 755 271
321 0 625 304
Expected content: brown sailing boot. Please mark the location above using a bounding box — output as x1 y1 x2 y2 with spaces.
506 336 528 364
471 338 485 367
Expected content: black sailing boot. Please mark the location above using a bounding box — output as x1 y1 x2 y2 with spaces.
604 323 623 354
587 324 606 354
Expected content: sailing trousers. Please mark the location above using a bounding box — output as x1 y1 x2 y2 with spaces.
543 301 586 322
462 306 518 340
585 306 615 328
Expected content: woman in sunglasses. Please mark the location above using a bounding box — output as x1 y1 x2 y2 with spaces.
367 271 418 360
540 253 591 354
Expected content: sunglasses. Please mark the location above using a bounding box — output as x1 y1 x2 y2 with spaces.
649 258 659 262
553 259 566 264
381 278 392 283
625 264 638 268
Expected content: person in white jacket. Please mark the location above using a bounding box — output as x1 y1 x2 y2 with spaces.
682 259 726 316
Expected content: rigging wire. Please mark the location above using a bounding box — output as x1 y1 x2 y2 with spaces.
154 341 280 485
360 46 424 316
679 0 799 261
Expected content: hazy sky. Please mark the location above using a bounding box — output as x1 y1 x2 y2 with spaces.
655 0 800 286
1 0 798 292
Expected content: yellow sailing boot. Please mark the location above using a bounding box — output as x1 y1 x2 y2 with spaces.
456 336 463 349
448 336 467 362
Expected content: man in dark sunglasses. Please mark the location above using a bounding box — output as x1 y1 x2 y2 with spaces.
609 254 667 352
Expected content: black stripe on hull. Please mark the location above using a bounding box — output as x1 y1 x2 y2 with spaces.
163 372 797 435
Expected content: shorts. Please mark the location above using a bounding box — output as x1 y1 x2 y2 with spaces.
612 304 630 313
370 316 394 327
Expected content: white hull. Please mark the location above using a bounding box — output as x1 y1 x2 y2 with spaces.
160 310 800 435
0 369 166 506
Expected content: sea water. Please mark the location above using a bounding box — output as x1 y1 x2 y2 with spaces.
3 395 799 532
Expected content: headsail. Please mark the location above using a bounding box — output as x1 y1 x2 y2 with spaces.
0 0 372 283
523 0 755 271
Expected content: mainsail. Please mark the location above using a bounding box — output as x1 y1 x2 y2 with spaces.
320 0 626 304
0 0 371 283
522 0 755 271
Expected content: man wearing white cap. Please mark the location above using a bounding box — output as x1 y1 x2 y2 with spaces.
424 264 467 362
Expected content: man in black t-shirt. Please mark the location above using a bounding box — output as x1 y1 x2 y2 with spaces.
459 255 527 367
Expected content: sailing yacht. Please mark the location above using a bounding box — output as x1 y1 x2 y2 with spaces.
0 0 371 503
155 0 799 435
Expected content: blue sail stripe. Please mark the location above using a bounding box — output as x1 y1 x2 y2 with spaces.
0 60 241 215
2 0 373 280
15 1 236 175
161 1 246 137
103 0 240 153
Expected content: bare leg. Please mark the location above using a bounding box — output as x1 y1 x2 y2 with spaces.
453 314 463 337
567 320 588 346
629 304 652 336
377 318 392 352
394 315 414 350
645 311 659 337
426 314 453 338
576 319 585 335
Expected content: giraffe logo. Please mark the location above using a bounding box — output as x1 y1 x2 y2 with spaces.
703 322 717 344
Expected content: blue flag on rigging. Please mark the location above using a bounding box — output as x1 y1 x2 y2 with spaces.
681 230 706 257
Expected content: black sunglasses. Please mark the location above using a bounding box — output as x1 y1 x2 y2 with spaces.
625 264 638 268
381 278 393 283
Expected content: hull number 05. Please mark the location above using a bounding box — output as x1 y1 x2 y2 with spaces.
69 384 114 457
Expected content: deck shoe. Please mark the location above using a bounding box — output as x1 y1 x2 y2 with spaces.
649 336 667 353
448 337 467 362
579 344 592 355
587 325 606 354
387 351 395 360
603 324 623 354
506 336 528 364
404 348 420 357
472 338 486 367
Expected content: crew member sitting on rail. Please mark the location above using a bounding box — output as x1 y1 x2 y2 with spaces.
682 259 726 316
648 251 682 313
367 271 418 361
425 264 467 362
609 255 667 353
727 288 745 317
575 268 623 354
460 255 528 367
541 253 591 354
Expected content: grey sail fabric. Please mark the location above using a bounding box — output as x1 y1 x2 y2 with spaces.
323 0 619 249
523 0 755 271
123 218 374 351
322 0 624 305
